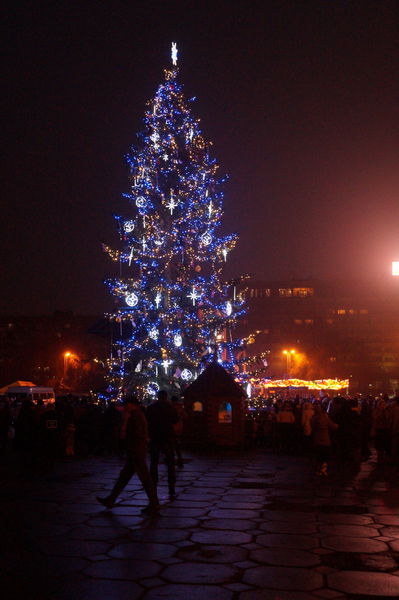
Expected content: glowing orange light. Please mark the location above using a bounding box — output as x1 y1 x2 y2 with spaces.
392 262 399 276
257 378 349 391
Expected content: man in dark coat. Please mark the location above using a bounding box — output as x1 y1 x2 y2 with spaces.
97 395 159 514
146 389 178 499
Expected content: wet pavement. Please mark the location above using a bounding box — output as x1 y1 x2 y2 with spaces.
1 449 399 599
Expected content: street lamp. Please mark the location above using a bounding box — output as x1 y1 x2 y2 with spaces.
282 349 296 377
63 351 72 378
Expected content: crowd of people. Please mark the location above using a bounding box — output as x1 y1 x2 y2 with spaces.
1 391 398 485
245 394 399 475
0 392 186 481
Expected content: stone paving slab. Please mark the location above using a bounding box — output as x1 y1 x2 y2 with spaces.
162 561 237 583
240 592 321 600
250 547 321 567
142 584 233 599
319 524 380 537
191 529 253 545
256 533 320 550
243 565 324 590
2 449 399 599
374 514 399 525
83 558 162 580
260 520 318 534
50 579 143 600
322 535 388 553
318 513 373 525
202 518 255 530
176 543 248 563
109 542 177 560
327 570 399 596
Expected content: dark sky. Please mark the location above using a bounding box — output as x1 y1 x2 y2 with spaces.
2 0 399 315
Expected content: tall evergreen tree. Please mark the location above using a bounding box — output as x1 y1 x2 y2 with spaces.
104 45 249 400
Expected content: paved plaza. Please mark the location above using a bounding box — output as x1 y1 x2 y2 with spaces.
1 449 399 599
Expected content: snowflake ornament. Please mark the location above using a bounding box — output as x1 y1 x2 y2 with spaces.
181 369 193 381
124 220 135 233
125 292 139 307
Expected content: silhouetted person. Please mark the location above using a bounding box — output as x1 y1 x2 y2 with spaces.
311 403 338 476
372 398 390 464
0 401 11 455
37 402 60 475
340 399 362 464
275 402 295 453
97 395 159 514
146 389 178 499
15 400 37 476
171 395 186 468
360 397 372 461
103 402 122 455
388 395 399 464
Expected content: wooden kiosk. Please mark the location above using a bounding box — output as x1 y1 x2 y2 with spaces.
182 362 247 447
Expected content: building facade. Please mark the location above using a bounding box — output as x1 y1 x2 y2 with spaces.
239 278 399 394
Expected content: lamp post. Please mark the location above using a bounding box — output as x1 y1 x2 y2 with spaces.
63 351 71 378
282 349 296 377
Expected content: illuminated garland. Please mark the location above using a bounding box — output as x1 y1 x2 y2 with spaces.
258 378 350 391
241 379 350 414
243 378 350 393
104 45 251 399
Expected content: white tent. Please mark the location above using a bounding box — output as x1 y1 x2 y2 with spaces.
0 381 36 395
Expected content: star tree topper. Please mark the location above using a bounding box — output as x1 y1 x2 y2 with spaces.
171 42 178 66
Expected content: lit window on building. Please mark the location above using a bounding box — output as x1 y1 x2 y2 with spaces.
305 319 314 325
294 319 303 325
279 288 292 297
330 356 337 362
193 401 203 412
326 318 334 324
337 309 346 315
293 288 314 297
218 401 232 423
348 309 357 315
264 288 271 297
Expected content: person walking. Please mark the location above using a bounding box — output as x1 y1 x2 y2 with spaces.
97 395 159 514
311 403 338 476
146 389 178 499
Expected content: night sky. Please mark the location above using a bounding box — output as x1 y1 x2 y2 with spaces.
2 0 399 315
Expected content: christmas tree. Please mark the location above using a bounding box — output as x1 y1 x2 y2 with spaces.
104 44 250 400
